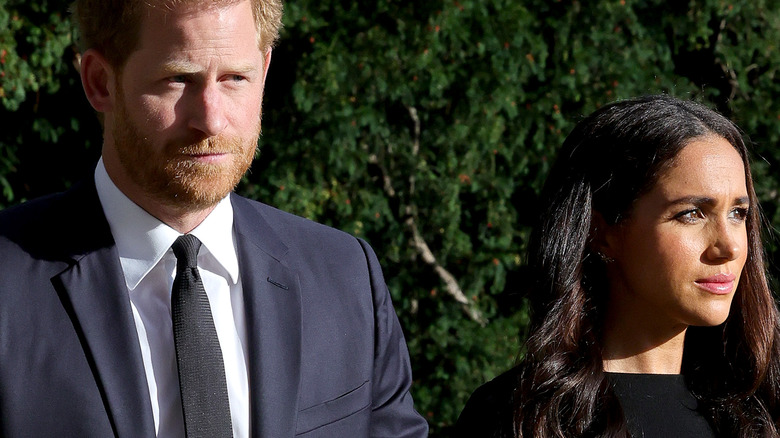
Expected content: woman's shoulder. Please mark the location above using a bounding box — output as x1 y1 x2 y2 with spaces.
455 365 522 438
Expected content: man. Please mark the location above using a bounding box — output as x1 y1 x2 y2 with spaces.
0 0 428 436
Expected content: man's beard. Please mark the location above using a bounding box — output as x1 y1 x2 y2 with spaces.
111 93 259 213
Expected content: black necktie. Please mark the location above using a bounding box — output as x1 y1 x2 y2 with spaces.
171 234 233 438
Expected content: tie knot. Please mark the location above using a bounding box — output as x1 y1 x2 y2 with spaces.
172 234 202 268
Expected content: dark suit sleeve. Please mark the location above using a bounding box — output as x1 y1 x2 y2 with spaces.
357 238 429 438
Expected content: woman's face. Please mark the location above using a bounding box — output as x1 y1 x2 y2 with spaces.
603 135 749 330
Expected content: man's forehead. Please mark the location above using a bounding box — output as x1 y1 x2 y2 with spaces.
124 0 263 70
133 0 259 46
143 0 244 12
138 0 247 22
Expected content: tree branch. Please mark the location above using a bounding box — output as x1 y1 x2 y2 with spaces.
372 105 486 325
405 215 487 325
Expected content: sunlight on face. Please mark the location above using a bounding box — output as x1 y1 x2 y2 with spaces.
106 0 266 212
605 136 749 332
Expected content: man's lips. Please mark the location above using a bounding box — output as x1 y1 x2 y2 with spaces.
695 273 737 295
182 151 230 163
190 152 227 156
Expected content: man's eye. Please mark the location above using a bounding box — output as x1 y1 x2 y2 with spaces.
229 75 246 82
168 75 187 83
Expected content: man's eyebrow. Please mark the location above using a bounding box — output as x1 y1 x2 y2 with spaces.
229 64 260 74
666 195 750 206
159 61 259 75
160 60 201 74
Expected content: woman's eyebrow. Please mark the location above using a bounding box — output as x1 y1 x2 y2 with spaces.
666 195 749 207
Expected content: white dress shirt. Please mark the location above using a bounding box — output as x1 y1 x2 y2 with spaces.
94 159 250 437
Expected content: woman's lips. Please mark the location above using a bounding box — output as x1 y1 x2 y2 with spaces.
695 273 737 295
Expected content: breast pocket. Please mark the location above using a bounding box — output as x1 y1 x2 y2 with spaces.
295 380 371 435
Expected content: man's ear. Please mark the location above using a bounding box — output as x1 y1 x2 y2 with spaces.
79 49 117 113
261 48 272 87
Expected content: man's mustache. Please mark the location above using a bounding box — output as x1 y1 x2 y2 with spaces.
169 136 245 155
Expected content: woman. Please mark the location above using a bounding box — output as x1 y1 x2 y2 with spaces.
457 95 780 437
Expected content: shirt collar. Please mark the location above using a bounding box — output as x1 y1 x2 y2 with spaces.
94 158 239 290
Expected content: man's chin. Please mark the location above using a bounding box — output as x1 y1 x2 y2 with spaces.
161 160 247 207
160 184 232 212
154 172 240 212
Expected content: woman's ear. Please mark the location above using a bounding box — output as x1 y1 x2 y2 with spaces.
79 49 117 113
590 210 618 261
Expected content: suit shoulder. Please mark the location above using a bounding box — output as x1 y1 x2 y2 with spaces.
0 191 76 279
0 191 69 230
0 191 72 253
0 182 110 261
233 195 364 247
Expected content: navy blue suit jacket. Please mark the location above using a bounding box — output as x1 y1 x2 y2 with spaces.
0 180 428 437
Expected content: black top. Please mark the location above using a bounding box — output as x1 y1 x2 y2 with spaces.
607 372 715 438
455 368 518 438
455 367 716 437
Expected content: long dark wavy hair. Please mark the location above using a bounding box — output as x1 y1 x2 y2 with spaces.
514 95 780 437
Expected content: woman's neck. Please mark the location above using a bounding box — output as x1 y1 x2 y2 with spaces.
602 333 686 374
601 296 688 374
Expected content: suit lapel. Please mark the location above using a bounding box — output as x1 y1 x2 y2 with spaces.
233 195 302 438
52 181 155 437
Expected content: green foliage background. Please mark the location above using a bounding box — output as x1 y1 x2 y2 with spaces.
4 0 780 435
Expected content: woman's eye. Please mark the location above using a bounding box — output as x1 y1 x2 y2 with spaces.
674 208 704 223
729 207 749 222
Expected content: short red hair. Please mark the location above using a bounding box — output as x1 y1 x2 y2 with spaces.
72 0 283 69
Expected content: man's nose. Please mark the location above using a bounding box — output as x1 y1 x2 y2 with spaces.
188 82 227 136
